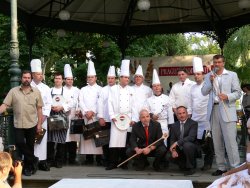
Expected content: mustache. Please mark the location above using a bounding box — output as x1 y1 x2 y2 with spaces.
22 81 31 86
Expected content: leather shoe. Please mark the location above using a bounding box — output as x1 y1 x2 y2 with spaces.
212 169 227 176
38 162 50 171
105 165 117 170
201 164 211 171
23 168 32 176
184 168 195 176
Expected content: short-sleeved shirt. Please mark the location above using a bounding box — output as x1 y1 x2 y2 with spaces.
3 86 43 129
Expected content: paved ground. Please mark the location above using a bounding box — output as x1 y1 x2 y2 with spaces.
21 147 247 188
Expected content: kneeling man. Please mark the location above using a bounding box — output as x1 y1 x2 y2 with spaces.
170 106 198 176
126 109 167 171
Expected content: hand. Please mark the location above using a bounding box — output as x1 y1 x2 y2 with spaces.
218 93 228 101
11 161 23 177
172 150 178 158
130 121 135 126
152 114 159 121
36 124 42 133
98 118 106 126
85 111 94 120
112 118 117 123
52 106 63 112
210 74 216 81
142 147 151 155
135 147 143 155
170 142 178 152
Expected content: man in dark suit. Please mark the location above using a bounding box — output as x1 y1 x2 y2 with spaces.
170 106 198 175
126 109 167 171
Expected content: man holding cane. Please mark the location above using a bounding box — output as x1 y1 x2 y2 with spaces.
201 54 242 176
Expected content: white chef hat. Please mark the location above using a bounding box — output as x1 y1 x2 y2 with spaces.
30 59 42 73
87 60 96 76
134 65 144 77
120 59 130 77
107 66 116 77
64 64 73 78
192 57 204 73
152 69 160 84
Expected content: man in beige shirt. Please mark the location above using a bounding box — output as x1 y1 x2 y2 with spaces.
0 70 43 176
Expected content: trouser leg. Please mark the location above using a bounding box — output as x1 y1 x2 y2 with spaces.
15 127 36 168
211 105 227 171
47 142 55 164
67 141 77 163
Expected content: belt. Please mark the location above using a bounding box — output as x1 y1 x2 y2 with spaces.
214 103 219 105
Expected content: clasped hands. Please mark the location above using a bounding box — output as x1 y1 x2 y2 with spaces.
134 146 155 155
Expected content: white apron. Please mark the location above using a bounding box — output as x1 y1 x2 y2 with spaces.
79 117 103 154
66 108 81 142
157 119 169 146
34 120 48 160
109 121 127 148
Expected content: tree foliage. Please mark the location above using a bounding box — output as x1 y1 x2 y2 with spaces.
223 25 250 83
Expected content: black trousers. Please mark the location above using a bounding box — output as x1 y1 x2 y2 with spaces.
47 142 65 164
198 137 214 166
14 126 36 168
101 122 111 164
174 142 197 169
126 145 167 167
65 141 77 162
108 147 127 167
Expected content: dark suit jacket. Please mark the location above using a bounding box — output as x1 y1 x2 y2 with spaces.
170 118 198 147
129 120 163 150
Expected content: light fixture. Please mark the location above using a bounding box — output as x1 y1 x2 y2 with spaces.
238 0 250 9
137 0 150 11
59 9 70 20
57 29 66 37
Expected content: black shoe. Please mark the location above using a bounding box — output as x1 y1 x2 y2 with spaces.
184 168 196 176
201 164 212 171
120 164 128 170
83 160 94 165
38 162 50 171
23 168 32 176
105 165 117 170
32 157 39 174
212 170 227 176
55 161 63 168
153 161 162 172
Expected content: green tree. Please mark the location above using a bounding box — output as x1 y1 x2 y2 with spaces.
223 25 250 83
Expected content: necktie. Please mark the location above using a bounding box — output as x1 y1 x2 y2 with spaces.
144 126 149 146
182 82 184 86
180 122 184 139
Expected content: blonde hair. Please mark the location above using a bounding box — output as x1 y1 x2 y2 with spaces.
0 152 12 171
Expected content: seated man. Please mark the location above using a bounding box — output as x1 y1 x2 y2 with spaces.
0 152 22 188
126 109 167 171
170 106 198 176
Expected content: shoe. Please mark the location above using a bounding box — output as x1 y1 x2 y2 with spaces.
135 166 145 171
105 165 117 170
212 170 227 176
184 168 196 176
55 161 63 168
96 160 103 166
201 164 212 171
120 164 128 170
83 160 94 165
38 162 50 171
32 157 39 174
153 161 162 172
23 168 32 176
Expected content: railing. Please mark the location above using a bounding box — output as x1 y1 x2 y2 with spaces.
0 114 14 149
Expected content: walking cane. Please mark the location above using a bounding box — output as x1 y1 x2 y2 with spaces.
117 133 168 168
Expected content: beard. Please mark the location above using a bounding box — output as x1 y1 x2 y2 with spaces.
22 81 31 86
